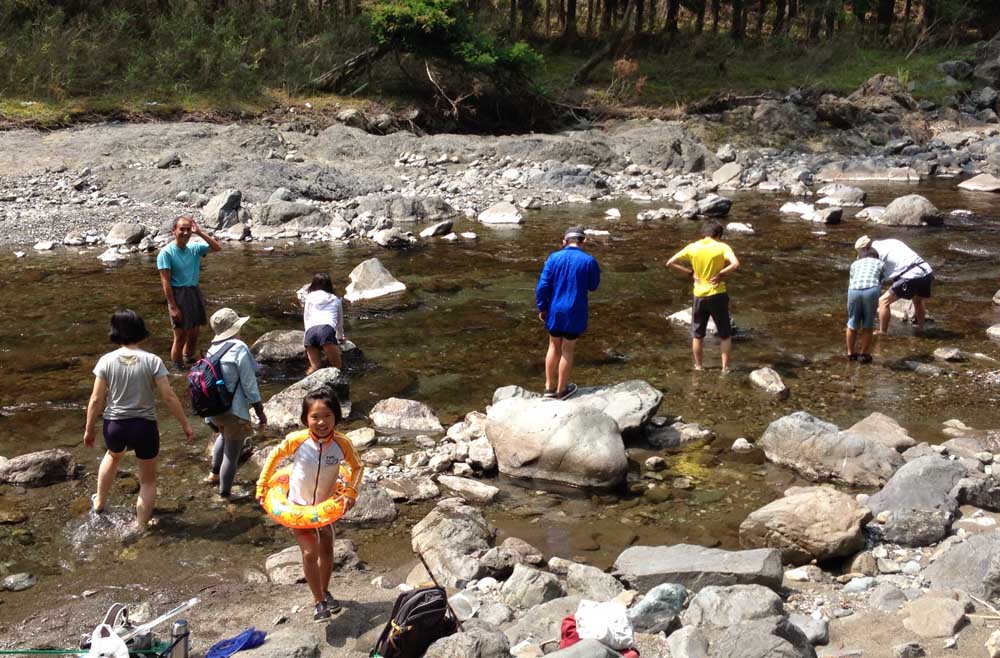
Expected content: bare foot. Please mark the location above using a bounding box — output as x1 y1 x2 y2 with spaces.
693 364 704 372
305 367 317 376
203 473 219 484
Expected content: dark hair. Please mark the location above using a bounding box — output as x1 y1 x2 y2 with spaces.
702 220 724 239
308 272 335 295
172 215 193 231
109 309 150 345
300 388 344 426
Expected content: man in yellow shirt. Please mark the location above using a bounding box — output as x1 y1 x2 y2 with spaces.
666 221 741 372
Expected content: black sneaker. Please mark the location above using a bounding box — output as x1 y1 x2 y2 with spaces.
324 591 342 613
556 383 578 400
313 601 331 622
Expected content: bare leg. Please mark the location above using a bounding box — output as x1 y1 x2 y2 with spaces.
135 457 157 526
95 450 124 511
846 327 857 356
317 525 335 595
557 339 577 393
183 327 200 362
877 290 897 334
544 337 563 392
692 337 704 370
305 346 322 375
170 328 185 365
719 338 732 372
295 529 325 603
322 344 342 370
912 296 927 332
859 329 874 355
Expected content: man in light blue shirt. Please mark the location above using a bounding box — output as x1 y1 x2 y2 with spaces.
156 216 222 367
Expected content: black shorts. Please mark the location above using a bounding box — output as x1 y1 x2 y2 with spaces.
103 418 160 459
549 329 581 340
891 273 933 300
304 325 341 348
171 286 207 330
691 293 733 339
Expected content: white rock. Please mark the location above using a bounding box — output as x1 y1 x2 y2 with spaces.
460 232 478 240
958 173 1000 192
726 222 755 234
780 202 815 216
478 202 524 225
33 241 55 251
732 438 754 452
344 258 406 302
605 208 622 218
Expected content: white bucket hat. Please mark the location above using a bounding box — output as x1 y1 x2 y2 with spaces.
854 235 872 250
210 308 250 342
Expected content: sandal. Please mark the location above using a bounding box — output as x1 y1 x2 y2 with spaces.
556 383 578 400
542 389 557 399
858 354 873 364
847 354 859 361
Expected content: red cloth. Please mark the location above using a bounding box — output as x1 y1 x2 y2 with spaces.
559 616 640 657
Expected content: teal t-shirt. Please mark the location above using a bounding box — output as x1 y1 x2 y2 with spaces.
156 241 209 287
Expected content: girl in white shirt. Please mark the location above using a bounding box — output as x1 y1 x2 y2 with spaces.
302 272 346 374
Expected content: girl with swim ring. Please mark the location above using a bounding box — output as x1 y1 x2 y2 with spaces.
255 389 363 622
302 273 346 375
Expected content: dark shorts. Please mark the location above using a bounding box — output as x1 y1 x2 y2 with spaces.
171 286 207 330
103 418 160 460
549 329 581 340
304 325 341 348
691 293 732 339
891 273 934 300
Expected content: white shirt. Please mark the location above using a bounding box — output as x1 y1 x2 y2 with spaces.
290 436 345 505
871 239 932 281
303 290 345 340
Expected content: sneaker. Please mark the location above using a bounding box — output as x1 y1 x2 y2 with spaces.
556 383 578 400
91 494 104 514
313 601 332 622
324 591 342 613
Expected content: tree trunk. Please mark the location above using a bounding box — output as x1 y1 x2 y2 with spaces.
824 0 838 36
787 0 797 21
711 0 720 31
667 0 681 33
807 3 821 38
558 0 566 28
601 0 616 31
635 0 644 33
730 0 745 39
545 0 552 35
647 0 657 32
586 0 596 34
564 0 579 39
695 0 706 33
755 0 767 37
772 0 785 33
510 0 517 33
922 0 934 28
574 0 637 83
877 0 895 37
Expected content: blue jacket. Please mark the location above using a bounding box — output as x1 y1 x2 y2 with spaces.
535 246 601 335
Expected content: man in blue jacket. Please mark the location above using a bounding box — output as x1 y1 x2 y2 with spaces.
536 226 601 399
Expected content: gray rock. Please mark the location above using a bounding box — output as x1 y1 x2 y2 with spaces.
0 449 77 487
938 60 973 80
892 642 924 658
344 258 406 302
750 367 789 399
478 601 513 626
845 413 917 452
530 163 609 195
156 152 181 169
2 573 36 592
503 596 581 646
667 626 709 658
478 202 523 225
902 597 967 638
265 540 360 584
381 475 440 502
544 640 619 658
694 194 733 217
707 616 816 658
712 162 743 186
612 544 782 593
485 397 627 490
628 582 688 632
500 537 544 566
263 368 349 431
356 194 455 223
411 498 495 588
425 620 509 658
958 173 1000 192
437 476 499 503
923 531 1000 598
340 480 398 527
759 412 903 487
201 189 242 230
842 576 874 593
681 585 783 627
875 195 943 227
648 421 715 448
104 222 147 246
611 123 719 173
566 563 624 602
953 475 1000 511
371 398 443 433
865 455 966 546
269 187 295 202
241 627 320 658
869 584 907 612
561 380 663 435
501 564 565 610
420 220 454 238
256 201 328 227
491 385 539 404
372 227 415 248
816 183 866 207
788 614 829 645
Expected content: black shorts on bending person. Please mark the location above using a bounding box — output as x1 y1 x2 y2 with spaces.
103 418 160 459
170 285 208 330
890 273 934 300
691 292 733 339
548 329 582 340
304 324 341 348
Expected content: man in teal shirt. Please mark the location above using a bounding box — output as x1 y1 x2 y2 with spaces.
156 216 222 367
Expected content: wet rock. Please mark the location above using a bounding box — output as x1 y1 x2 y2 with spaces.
561 380 663 435
381 475 440 502
612 544 782 593
263 368 349 431
2 572 36 592
856 206 886 222
485 397 627 490
425 620 509 658
545 640 619 658
372 227 416 248
749 367 789 399
958 173 1000 192
344 258 406 302
33 240 55 251
340 480 397 527
420 220 454 238
845 412 917 452
902 597 966 638
437 476 499 503
707 616 816 658
104 222 147 246
890 299 934 325
201 189 243 230
478 202 523 225
242 627 320 658
681 584 783 627
933 347 964 362
647 421 715 448
760 412 903 487
739 486 869 565
923 531 1000 598
370 398 443 433
693 194 733 217
875 194 943 227
0 449 77 487
816 183 866 207
788 614 828 645
988 324 1000 342
627 582 688 632
732 438 754 452
361 447 395 465
501 564 565 610
566 563 625 602
727 222 755 234
411 498 495 588
865 455 965 546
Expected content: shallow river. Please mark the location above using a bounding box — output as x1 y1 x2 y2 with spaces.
2 180 1000 623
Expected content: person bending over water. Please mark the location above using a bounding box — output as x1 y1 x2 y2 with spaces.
857 236 934 334
256 389 362 622
846 238 885 363
303 273 346 375
84 310 193 527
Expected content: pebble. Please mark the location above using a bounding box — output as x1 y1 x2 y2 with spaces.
893 642 925 658
731 438 754 452
3 572 36 591
645 456 667 472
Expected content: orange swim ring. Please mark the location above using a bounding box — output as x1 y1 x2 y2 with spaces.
262 463 361 529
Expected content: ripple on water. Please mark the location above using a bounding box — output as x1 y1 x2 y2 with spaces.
67 508 143 560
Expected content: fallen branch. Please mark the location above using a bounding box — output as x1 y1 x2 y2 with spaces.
424 60 474 118
970 594 1000 617
311 45 390 92
572 0 636 86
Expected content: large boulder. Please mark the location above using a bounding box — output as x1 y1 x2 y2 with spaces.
0 449 77 487
485 397 628 490
707 617 816 658
251 330 364 370
612 544 782 593
503 596 581 647
104 222 147 246
530 163 609 196
478 202 524 225
875 195 943 227
344 258 406 302
923 531 1000 598
256 201 329 227
759 412 903 487
845 412 917 452
680 585 784 627
340 480 398 527
501 564 566 610
356 194 455 223
566 563 625 602
411 498 495 588
424 620 509 658
738 486 870 564
610 123 719 173
816 160 919 183
201 189 243 230
628 583 688 633
958 173 1000 192
864 455 966 546
558 380 662 435
263 368 350 431
370 398 443 433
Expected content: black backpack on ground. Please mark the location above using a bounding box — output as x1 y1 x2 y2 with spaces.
370 586 458 658
187 341 238 417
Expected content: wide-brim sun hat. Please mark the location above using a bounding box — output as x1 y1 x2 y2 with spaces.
854 235 872 250
210 307 250 342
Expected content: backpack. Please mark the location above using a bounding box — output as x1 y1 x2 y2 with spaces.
188 342 238 417
370 586 457 658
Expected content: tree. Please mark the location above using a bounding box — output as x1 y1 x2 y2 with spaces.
773 0 786 32
563 0 579 40
877 0 895 35
666 0 681 32
711 0 720 31
731 0 745 38
755 0 767 36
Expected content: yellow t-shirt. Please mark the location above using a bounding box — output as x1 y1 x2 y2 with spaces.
672 237 736 298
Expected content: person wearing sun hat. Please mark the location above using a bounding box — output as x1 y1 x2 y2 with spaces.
203 307 266 498
846 235 886 363
535 225 601 399
856 235 935 334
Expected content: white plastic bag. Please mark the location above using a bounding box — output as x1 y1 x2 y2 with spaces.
85 624 129 658
574 599 635 650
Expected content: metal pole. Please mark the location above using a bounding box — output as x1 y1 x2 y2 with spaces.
170 620 189 658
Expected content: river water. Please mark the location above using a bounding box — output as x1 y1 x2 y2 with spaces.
2 180 1000 622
